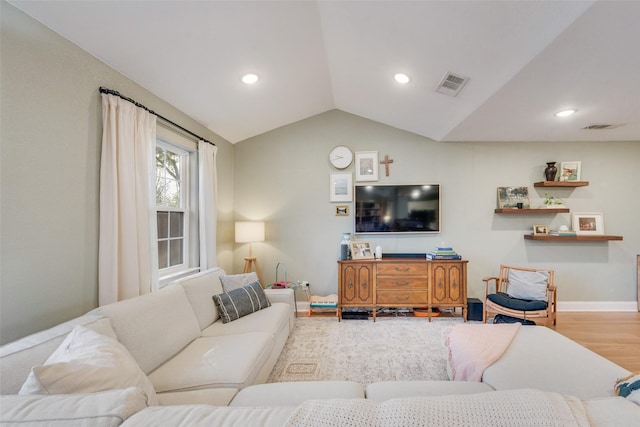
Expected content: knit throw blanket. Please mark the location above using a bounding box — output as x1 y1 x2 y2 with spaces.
285 389 590 427
442 323 521 381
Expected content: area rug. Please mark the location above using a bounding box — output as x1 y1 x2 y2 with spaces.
267 316 464 385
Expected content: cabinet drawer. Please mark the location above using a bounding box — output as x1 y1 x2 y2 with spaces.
377 290 427 305
377 277 427 290
377 263 427 276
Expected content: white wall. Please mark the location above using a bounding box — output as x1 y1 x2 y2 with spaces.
0 2 235 344
234 110 639 305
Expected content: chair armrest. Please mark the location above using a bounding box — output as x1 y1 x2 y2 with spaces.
482 276 500 294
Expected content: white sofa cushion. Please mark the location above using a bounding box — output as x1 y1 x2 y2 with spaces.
202 303 290 338
173 267 226 329
18 326 157 406
121 405 295 427
1 387 147 427
230 381 365 406
482 326 630 399
0 315 116 395
157 388 238 406
365 380 495 402
94 285 201 374
148 332 273 392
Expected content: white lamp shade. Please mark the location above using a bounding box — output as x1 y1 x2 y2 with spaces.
235 221 265 243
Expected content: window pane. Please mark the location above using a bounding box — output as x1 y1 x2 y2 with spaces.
157 212 168 239
166 151 181 178
158 240 168 269
166 180 180 207
170 212 183 237
169 239 183 266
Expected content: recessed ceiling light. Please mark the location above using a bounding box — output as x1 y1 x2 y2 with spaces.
242 73 259 85
394 73 410 84
555 109 577 118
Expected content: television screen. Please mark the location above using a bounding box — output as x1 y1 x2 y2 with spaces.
354 184 440 234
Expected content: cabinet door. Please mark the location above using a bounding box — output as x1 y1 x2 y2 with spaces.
341 263 373 304
431 263 465 305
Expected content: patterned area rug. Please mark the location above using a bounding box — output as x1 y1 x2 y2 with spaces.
267 316 464 385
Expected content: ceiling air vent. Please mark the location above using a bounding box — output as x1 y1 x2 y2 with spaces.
582 124 622 130
435 72 470 97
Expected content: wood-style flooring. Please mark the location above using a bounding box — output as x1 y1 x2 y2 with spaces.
552 311 640 372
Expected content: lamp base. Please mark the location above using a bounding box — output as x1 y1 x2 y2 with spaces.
243 257 265 288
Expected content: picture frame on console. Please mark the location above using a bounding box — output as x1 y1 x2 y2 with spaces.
572 212 605 235
329 173 353 202
350 241 375 259
355 151 379 182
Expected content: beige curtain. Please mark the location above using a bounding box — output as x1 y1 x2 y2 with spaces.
99 93 158 305
198 141 218 270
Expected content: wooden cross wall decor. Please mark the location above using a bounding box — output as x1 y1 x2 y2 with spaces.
380 154 394 177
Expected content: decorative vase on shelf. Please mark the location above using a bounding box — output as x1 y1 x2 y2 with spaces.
544 162 558 181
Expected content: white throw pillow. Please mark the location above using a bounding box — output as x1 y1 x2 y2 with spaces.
220 272 260 292
507 269 549 301
19 325 158 405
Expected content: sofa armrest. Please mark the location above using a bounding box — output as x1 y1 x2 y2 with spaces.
157 388 237 406
264 288 294 306
0 387 147 426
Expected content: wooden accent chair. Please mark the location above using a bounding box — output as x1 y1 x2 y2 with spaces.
483 265 557 326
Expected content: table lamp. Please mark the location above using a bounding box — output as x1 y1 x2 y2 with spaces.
235 221 266 287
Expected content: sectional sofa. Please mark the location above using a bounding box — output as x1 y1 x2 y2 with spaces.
1 267 639 426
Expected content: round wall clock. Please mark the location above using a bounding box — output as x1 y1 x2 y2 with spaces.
329 145 353 169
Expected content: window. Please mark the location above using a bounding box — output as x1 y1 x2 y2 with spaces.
156 141 189 275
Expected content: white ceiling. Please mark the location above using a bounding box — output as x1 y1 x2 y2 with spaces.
9 0 640 144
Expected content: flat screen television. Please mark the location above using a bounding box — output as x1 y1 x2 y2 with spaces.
354 184 440 234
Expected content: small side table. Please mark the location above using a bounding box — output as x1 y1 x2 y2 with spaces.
266 281 309 317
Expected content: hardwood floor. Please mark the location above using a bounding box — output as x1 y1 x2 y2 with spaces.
552 311 640 372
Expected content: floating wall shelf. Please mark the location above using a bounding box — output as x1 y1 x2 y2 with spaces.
533 181 589 187
524 234 623 242
495 208 570 214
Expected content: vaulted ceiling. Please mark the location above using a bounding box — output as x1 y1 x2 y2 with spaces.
10 0 640 143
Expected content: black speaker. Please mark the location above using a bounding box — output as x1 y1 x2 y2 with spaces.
467 298 483 321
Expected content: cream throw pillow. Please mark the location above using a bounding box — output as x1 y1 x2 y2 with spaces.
19 325 158 405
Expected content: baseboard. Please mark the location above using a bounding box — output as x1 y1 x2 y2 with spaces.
557 301 638 312
297 301 638 314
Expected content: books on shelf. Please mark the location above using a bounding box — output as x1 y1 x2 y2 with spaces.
548 230 577 236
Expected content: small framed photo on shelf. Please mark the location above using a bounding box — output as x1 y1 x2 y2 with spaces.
533 224 549 235
329 173 352 202
350 241 375 260
572 212 605 235
497 186 530 208
560 161 581 181
335 205 349 216
355 151 379 182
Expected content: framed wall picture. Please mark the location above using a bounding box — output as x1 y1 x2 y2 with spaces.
533 224 549 235
497 186 530 208
329 173 352 202
355 151 379 182
335 205 349 216
572 212 605 235
560 161 581 181
350 241 375 260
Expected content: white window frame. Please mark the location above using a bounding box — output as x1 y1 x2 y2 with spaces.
156 139 191 279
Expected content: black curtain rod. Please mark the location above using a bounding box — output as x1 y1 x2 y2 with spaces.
99 87 215 146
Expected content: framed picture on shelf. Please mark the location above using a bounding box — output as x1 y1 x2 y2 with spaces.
572 212 605 235
560 161 581 181
350 241 375 260
497 186 530 208
533 224 549 235
335 205 349 216
329 173 353 202
355 151 379 182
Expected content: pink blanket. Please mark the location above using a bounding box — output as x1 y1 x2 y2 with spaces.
443 323 521 381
